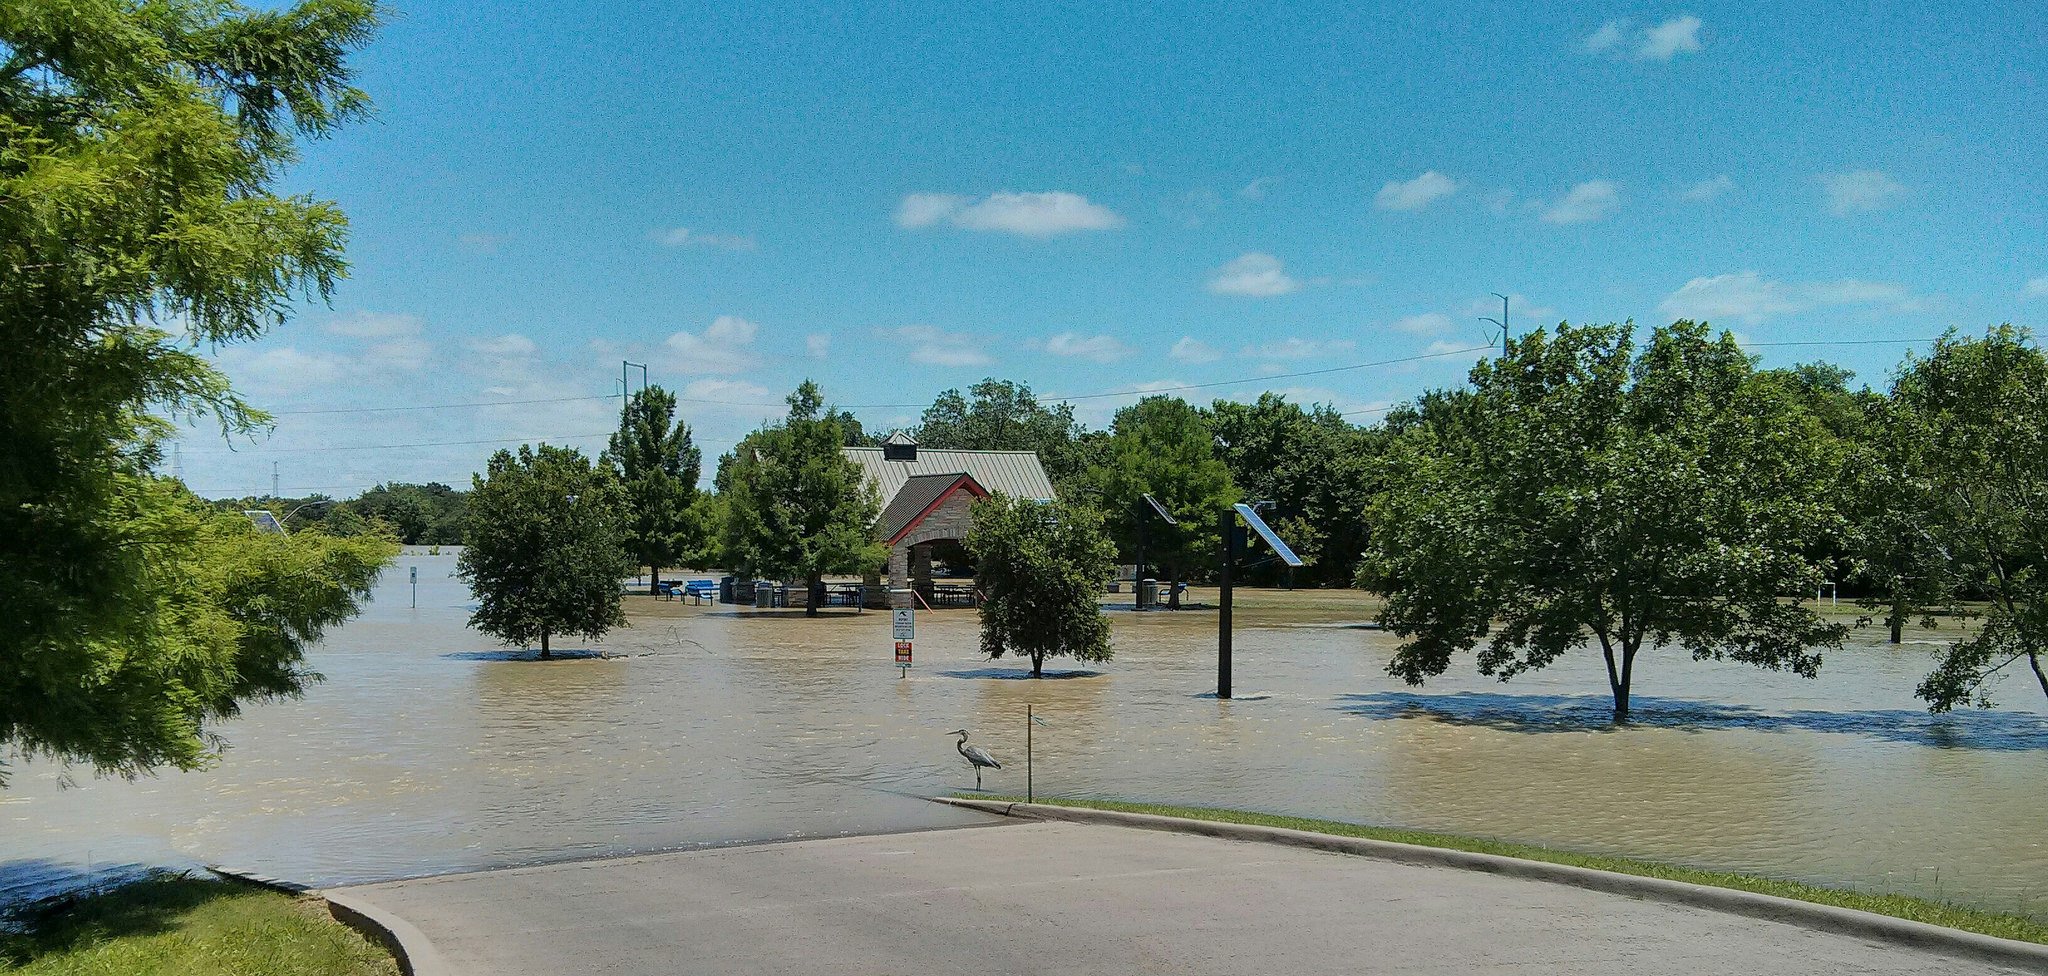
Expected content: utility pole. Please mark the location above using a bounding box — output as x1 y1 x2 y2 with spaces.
1479 293 1510 358
271 461 280 500
621 360 648 421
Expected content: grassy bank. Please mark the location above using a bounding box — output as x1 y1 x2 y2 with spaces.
1 876 397 976
967 796 2048 945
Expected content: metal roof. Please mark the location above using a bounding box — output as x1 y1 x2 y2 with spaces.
880 472 985 542
844 447 1056 506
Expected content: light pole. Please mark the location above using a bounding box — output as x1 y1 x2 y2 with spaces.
621 360 648 420
1478 292 1510 358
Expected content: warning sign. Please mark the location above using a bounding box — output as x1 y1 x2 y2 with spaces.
892 608 914 640
894 641 913 665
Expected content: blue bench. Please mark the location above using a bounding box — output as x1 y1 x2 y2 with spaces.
681 580 717 605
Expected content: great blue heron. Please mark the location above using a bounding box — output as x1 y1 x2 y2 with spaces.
948 729 1001 789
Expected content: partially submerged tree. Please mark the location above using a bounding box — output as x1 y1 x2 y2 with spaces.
459 445 631 659
718 382 886 615
968 496 1116 677
1891 328 2048 711
0 0 386 781
1361 321 1846 721
1084 396 1236 608
605 386 703 595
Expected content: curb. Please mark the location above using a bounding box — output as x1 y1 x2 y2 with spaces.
323 888 454 976
934 798 2048 974
210 866 450 976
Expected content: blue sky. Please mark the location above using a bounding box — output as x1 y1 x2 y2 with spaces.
178 1 2047 496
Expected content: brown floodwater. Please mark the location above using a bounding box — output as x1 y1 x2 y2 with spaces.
6 550 2047 917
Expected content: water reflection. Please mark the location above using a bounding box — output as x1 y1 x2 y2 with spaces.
3 550 2047 920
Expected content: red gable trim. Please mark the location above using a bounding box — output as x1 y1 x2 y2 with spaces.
886 474 991 546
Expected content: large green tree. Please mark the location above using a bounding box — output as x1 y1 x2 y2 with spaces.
604 386 702 595
968 495 1115 677
458 444 632 659
1207 394 1381 587
1361 322 1846 721
0 0 386 781
1890 328 2048 711
1084 395 1236 608
914 378 1084 488
718 381 886 615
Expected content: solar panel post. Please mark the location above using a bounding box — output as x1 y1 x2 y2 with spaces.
1218 507 1234 700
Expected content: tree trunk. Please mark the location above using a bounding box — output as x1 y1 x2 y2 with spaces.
650 561 663 597
1032 651 1044 678
1167 566 1182 610
1613 640 1638 723
806 573 823 617
540 629 552 661
1889 588 1905 644
2031 650 2048 701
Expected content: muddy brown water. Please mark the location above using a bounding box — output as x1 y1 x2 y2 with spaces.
5 550 2046 917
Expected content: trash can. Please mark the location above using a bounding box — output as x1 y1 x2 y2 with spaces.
1138 578 1159 608
719 576 734 604
754 579 773 609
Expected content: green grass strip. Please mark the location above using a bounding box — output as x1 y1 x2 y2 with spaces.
2 875 398 976
964 795 2048 945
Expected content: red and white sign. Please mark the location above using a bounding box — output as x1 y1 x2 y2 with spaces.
894 641 913 665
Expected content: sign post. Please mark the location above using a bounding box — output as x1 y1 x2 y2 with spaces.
1218 503 1305 699
892 608 914 677
410 566 418 609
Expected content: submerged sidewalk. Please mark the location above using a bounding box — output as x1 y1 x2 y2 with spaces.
330 820 2023 975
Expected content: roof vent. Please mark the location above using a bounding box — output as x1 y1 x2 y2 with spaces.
882 430 918 462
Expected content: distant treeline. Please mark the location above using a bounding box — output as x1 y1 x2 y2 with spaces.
219 481 470 545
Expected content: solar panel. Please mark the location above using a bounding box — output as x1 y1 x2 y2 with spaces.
242 510 287 535
1232 503 1303 566
1142 492 1178 525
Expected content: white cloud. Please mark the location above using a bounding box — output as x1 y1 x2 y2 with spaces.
663 315 759 374
1542 180 1621 224
1658 271 1925 325
362 336 433 372
1637 16 1704 60
1393 312 1456 335
1169 337 1221 363
2025 277 2048 299
653 227 757 251
457 232 509 253
879 325 993 367
1681 174 1735 202
1043 332 1132 362
680 378 772 402
1239 179 1270 202
1586 16 1704 60
323 311 422 339
1376 171 1459 212
1244 337 1357 360
1584 20 1630 52
1207 252 1302 297
895 191 1124 237
1821 169 1907 214
467 333 537 358
805 333 831 358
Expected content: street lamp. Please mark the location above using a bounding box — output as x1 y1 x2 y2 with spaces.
1478 292 1510 358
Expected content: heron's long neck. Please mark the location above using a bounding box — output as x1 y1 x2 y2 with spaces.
956 733 968 755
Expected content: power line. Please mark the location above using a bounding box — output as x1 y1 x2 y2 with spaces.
182 432 615 456
268 393 622 416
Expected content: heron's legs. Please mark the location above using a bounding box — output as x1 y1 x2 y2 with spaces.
975 767 982 789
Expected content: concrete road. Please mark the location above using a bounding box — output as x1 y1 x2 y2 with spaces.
333 821 2018 975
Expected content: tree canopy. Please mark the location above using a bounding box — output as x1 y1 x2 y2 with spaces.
717 381 886 615
1084 395 1236 607
605 386 703 594
1889 327 2048 711
1207 394 1380 586
914 378 1084 487
0 0 385 781
458 444 631 659
1361 322 1846 720
968 495 1115 677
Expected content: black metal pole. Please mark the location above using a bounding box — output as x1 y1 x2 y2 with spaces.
1218 508 1234 699
1135 516 1147 610
1026 704 1034 803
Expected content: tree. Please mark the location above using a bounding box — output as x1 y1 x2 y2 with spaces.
1360 322 1846 721
351 482 468 544
604 386 703 595
0 0 384 781
718 381 887 615
1889 328 2048 711
1207 394 1382 586
914 379 1084 488
968 496 1116 677
1083 396 1236 608
458 444 632 659
1843 392 1961 644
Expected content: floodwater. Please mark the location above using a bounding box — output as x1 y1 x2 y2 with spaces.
5 550 2047 918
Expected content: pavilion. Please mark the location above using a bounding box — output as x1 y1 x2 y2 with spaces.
843 432 1055 608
